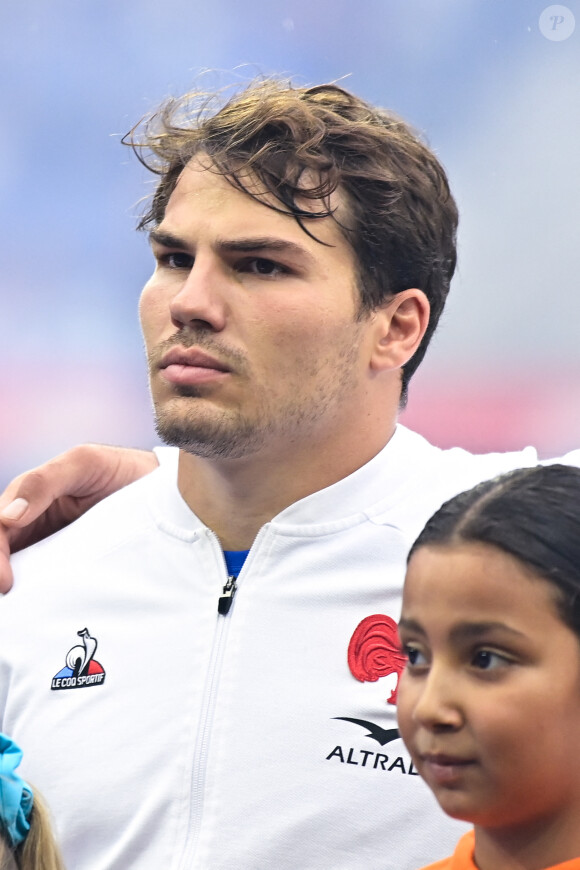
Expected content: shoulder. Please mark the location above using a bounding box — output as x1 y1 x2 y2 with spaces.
396 424 538 476
418 830 476 870
378 427 540 543
395 424 541 489
8 464 175 581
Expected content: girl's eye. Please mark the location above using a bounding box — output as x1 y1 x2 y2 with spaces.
403 645 428 668
471 649 509 671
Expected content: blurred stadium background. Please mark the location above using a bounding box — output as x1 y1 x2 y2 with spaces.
1 0 579 486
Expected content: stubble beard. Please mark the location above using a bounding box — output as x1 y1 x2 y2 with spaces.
148 331 266 460
150 318 367 462
153 387 272 460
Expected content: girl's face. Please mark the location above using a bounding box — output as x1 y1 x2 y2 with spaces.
397 542 580 832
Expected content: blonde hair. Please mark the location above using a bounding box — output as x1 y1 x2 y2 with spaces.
0 841 17 870
1 791 64 870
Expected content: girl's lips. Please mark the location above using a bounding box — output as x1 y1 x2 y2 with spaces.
420 754 477 786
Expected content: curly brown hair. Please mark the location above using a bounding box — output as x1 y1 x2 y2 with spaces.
124 79 458 404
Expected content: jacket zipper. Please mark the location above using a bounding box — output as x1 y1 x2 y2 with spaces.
217 575 237 615
179 526 267 868
178 531 231 868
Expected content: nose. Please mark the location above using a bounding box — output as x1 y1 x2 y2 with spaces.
169 256 228 333
411 665 463 732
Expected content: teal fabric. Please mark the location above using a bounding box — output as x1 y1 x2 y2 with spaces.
0 733 33 848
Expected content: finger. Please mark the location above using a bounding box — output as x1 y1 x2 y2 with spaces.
0 523 15 593
0 467 63 527
0 497 29 524
0 446 107 527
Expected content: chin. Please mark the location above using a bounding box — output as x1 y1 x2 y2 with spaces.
154 410 264 461
430 792 480 825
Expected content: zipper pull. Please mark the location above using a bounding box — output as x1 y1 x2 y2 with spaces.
218 575 237 615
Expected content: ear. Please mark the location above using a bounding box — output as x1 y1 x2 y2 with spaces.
369 289 430 373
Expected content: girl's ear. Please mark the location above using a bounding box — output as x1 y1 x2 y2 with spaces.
369 289 430 373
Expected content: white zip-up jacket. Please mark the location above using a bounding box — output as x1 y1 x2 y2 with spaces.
0 427 557 869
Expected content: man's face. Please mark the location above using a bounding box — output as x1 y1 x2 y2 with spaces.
140 156 376 463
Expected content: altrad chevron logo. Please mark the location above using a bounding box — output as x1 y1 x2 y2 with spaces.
333 717 400 746
51 628 106 691
323 613 420 775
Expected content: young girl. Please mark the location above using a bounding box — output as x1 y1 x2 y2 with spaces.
0 734 64 870
397 463 580 870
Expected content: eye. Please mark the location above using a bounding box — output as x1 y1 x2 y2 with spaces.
471 649 510 671
403 645 428 668
242 257 288 277
160 252 194 270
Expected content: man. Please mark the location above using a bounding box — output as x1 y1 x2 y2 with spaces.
0 79 570 869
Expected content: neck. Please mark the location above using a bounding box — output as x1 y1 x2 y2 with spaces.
474 814 580 870
177 422 397 550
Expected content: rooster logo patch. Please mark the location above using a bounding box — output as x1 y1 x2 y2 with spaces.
347 614 406 704
326 615 416 770
51 628 106 690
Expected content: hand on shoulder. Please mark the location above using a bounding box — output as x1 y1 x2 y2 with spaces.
0 444 158 592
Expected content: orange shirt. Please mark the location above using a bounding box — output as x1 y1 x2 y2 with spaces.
420 831 580 870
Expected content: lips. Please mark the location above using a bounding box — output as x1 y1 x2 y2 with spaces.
158 346 232 387
159 347 231 373
418 752 476 786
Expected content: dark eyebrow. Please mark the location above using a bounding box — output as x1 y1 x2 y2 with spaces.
398 618 526 643
148 229 188 249
216 237 317 264
398 618 425 636
148 229 318 266
449 622 527 643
